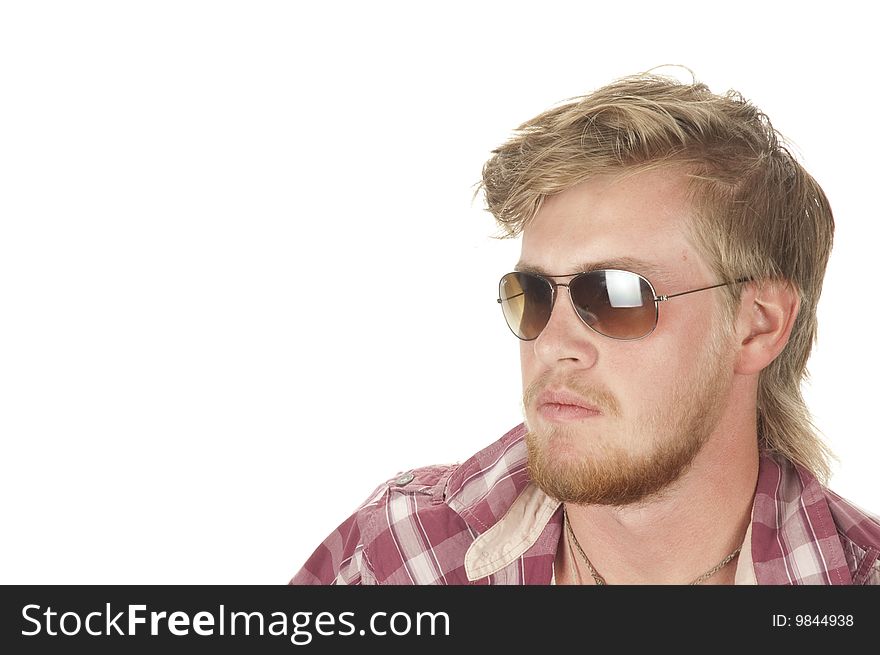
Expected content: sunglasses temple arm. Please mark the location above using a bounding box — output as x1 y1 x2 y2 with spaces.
656 277 752 302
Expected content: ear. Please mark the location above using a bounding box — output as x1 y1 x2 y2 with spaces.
733 279 800 375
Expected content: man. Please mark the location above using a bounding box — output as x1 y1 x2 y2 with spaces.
290 72 880 585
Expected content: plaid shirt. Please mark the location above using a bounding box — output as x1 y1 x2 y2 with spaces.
290 423 880 585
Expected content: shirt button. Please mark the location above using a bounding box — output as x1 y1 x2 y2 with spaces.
394 472 414 486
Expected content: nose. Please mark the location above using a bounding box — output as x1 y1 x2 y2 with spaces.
531 284 599 369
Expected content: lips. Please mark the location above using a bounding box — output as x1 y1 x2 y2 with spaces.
534 389 604 422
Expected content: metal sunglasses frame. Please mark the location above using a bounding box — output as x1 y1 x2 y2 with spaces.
497 269 751 341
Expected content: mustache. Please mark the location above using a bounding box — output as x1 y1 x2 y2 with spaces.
523 371 621 417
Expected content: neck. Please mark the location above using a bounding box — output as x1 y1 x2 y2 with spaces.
558 407 759 585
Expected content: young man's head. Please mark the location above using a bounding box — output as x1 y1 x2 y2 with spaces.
481 73 834 504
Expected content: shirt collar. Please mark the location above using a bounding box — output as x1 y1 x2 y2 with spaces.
464 481 559 581
463 482 756 583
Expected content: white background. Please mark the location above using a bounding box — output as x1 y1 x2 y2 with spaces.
1 1 877 584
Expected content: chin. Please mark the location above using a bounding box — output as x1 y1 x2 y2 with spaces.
525 424 600 475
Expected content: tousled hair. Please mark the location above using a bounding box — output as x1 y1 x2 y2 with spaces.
479 71 835 481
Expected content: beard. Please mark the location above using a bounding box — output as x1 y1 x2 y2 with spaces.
524 328 733 507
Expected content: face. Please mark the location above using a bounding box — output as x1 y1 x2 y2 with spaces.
519 168 736 506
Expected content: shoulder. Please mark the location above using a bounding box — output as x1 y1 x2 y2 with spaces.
822 488 880 585
288 463 459 585
753 453 880 585
290 423 530 585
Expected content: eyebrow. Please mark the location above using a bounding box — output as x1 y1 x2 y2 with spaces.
514 257 672 281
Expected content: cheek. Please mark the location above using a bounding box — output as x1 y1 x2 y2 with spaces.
519 342 537 387
610 337 704 411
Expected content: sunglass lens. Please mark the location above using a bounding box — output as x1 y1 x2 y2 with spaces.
569 270 657 339
499 272 552 340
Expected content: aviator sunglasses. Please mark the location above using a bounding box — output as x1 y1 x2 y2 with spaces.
498 269 750 341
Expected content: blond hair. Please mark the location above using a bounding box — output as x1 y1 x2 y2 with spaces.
479 72 835 481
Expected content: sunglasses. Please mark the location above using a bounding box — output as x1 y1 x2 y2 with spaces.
497 269 750 341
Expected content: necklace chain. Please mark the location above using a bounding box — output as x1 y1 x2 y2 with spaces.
562 505 741 585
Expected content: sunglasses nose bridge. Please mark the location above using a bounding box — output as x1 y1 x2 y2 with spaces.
545 280 589 333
